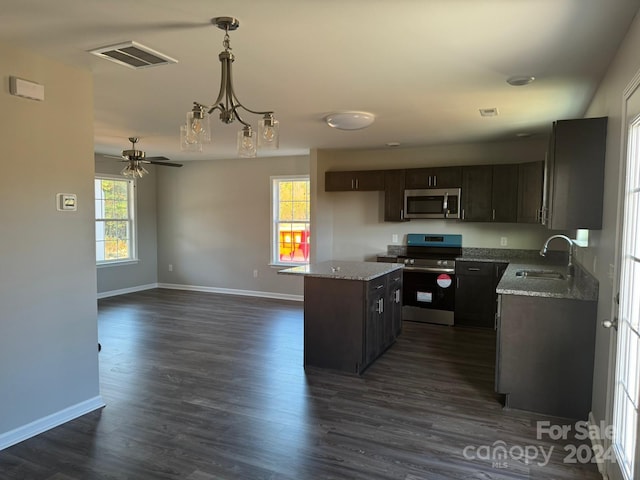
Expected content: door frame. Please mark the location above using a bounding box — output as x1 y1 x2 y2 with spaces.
601 67 640 480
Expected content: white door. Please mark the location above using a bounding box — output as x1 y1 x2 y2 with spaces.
605 76 640 480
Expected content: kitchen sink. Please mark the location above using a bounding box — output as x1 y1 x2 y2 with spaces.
515 269 565 280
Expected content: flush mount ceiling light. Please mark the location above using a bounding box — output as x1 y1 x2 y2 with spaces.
181 16 279 158
507 75 536 86
325 111 375 130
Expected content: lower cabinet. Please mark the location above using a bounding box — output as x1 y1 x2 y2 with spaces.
304 271 402 374
495 294 597 419
455 261 507 328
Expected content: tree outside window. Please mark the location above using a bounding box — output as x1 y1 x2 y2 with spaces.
95 176 136 263
273 176 310 265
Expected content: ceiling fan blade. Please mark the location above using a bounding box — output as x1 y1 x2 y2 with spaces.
144 160 183 167
145 156 170 161
104 154 126 160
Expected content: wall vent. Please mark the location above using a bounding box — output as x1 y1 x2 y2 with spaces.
88 41 177 69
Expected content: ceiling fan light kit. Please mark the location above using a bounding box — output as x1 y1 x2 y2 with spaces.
182 16 279 158
109 137 183 178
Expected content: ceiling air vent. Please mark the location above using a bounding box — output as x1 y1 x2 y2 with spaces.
88 41 177 69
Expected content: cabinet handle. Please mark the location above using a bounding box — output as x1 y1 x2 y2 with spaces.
462 208 465 220
400 209 404 220
375 284 384 290
492 209 496 221
395 289 401 303
351 179 355 189
428 176 432 187
468 267 480 272
433 175 437 187
456 277 460 288
355 178 359 190
377 298 384 314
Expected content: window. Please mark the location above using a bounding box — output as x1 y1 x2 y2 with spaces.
95 176 136 264
272 176 310 265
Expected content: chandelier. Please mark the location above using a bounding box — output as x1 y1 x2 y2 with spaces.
181 16 279 157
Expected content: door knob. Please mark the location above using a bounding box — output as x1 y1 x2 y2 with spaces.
602 318 618 330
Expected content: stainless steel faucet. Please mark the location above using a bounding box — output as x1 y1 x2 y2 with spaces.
540 234 575 277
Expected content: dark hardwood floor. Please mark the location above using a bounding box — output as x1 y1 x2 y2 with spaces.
1 289 602 479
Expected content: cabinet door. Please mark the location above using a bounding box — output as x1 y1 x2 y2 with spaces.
454 261 495 328
325 171 356 191
492 164 519 223
461 165 493 221
432 167 462 188
517 161 544 223
355 170 385 191
405 166 462 188
547 117 607 229
384 169 407 222
325 170 385 191
365 279 386 366
386 271 403 344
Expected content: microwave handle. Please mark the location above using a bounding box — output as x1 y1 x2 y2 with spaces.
442 192 449 218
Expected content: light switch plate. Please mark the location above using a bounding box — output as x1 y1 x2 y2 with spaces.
56 193 77 211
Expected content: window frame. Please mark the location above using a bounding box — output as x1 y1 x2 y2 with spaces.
270 175 310 267
95 174 138 267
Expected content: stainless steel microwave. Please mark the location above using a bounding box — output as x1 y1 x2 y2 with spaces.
404 188 461 219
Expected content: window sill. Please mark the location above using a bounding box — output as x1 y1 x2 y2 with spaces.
269 262 309 269
97 259 140 268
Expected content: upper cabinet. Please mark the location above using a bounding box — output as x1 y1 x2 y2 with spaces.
545 117 608 230
404 167 462 189
517 161 544 224
384 169 407 222
325 170 385 191
460 164 518 222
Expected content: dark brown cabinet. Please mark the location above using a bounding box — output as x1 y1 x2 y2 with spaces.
404 166 462 189
545 117 607 229
460 166 493 221
383 169 407 222
517 161 544 223
325 170 385 191
303 271 402 374
495 294 597 419
455 261 507 328
461 164 518 222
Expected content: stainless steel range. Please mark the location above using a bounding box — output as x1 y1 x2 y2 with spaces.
378 233 462 325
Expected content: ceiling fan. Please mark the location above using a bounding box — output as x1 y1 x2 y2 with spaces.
107 137 182 178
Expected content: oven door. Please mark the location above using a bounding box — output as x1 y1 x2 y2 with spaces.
402 269 456 325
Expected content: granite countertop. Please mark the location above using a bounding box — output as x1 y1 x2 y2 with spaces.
279 260 403 281
496 259 598 301
380 245 599 301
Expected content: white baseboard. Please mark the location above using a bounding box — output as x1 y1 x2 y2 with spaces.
97 283 159 299
588 411 609 480
157 283 304 302
0 395 105 451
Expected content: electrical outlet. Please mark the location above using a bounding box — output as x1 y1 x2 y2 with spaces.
500 237 508 246
253 269 258 278
168 264 173 272
392 234 399 243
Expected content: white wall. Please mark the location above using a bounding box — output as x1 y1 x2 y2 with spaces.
156 155 309 298
312 137 558 263
579 11 640 428
0 42 103 447
95 155 158 296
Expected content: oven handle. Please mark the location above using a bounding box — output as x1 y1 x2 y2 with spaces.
403 266 455 274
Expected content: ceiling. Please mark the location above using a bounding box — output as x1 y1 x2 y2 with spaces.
2 0 639 161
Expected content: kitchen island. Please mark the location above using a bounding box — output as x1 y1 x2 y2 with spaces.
280 261 403 374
